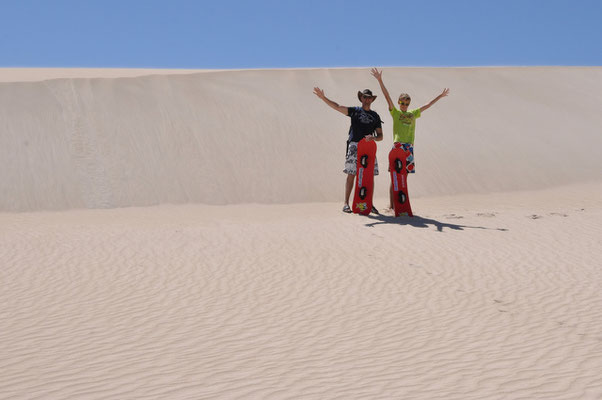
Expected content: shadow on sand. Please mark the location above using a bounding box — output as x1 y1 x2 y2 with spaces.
364 214 508 233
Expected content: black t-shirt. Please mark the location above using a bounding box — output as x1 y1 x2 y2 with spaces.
347 106 382 143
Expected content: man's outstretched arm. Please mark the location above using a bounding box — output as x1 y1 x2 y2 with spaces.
313 87 348 115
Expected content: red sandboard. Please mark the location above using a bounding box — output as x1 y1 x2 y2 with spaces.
389 143 413 217
352 138 377 215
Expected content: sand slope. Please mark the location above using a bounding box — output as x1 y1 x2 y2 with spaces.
1 67 601 211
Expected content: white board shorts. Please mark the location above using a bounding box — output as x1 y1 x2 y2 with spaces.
343 141 379 176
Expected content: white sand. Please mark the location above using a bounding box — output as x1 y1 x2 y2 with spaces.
1 67 601 399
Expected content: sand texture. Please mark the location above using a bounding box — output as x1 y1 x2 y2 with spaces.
1 67 601 399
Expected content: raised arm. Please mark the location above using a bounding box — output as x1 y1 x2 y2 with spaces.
419 88 450 113
313 87 348 115
370 68 395 111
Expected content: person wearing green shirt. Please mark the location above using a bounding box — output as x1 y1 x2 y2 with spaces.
370 68 450 210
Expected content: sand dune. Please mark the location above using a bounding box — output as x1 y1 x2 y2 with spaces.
1 68 601 399
1 67 601 211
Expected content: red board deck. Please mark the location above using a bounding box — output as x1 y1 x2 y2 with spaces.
352 139 377 215
389 143 414 217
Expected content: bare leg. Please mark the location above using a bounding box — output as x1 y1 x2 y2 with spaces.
345 174 355 205
389 183 394 209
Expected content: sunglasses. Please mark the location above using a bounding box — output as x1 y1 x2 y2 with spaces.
362 95 374 99
398 100 411 106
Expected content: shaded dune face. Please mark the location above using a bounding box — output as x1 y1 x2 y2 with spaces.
1 67 601 211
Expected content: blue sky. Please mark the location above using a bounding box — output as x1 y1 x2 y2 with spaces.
1 0 600 68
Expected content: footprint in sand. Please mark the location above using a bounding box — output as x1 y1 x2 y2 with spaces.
443 213 464 219
529 214 543 219
477 212 497 218
549 212 568 217
493 299 513 306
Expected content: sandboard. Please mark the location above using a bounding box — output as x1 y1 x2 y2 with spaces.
352 138 377 215
389 142 413 217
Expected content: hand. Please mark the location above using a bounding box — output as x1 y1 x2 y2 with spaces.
313 87 326 99
364 135 374 141
439 88 450 98
370 68 382 81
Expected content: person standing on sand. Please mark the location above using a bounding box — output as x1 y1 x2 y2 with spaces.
370 68 450 210
313 86 384 214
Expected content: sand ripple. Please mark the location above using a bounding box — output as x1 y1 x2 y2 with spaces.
1 188 601 399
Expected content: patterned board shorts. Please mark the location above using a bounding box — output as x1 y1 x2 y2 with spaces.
343 141 379 176
389 143 415 174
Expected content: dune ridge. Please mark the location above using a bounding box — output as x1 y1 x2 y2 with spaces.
1 67 601 211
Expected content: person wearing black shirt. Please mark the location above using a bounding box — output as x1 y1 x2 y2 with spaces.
313 86 383 213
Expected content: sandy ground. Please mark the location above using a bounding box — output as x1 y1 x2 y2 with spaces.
1 185 601 399
1 67 601 399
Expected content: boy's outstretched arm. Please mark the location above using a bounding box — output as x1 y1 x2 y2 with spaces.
419 88 450 113
313 87 349 115
370 68 395 111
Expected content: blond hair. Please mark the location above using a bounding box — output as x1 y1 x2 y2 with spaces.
398 93 411 101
